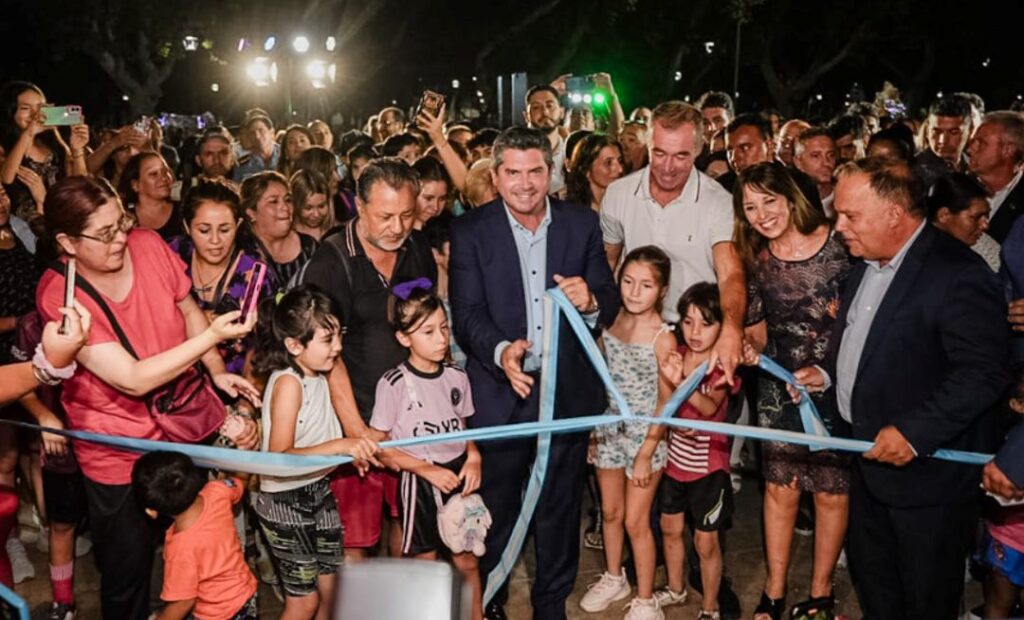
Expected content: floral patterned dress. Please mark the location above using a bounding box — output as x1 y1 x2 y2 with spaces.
593 326 670 477
746 230 852 493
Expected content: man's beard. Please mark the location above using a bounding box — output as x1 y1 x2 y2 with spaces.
534 118 560 135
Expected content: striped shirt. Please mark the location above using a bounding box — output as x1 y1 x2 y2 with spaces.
665 354 741 483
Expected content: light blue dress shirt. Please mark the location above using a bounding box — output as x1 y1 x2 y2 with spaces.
493 201 598 373
836 221 926 423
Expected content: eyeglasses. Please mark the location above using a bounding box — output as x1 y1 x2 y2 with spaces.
74 213 136 244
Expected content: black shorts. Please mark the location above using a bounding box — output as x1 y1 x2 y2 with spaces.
658 470 733 532
397 453 467 556
43 469 88 526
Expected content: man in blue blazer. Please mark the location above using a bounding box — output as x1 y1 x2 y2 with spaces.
450 127 619 620
792 157 1011 619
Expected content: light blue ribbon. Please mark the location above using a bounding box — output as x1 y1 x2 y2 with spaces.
5 287 996 606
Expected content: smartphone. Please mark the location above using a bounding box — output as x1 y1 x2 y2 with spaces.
417 90 445 118
40 105 83 127
564 75 595 95
59 259 76 335
239 262 267 324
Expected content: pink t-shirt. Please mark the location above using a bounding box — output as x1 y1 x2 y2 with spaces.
666 348 741 483
989 506 1024 553
37 229 192 484
370 362 474 464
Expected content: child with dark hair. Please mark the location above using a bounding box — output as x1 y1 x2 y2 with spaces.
422 215 465 368
581 245 676 618
654 282 741 620
370 279 485 620
251 284 380 618
132 451 258 620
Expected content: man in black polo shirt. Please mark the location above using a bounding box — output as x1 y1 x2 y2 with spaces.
301 157 436 561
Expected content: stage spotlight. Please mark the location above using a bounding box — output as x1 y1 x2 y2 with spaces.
182 35 199 52
247 57 278 87
263 36 276 52
306 60 335 89
210 83 220 92
293 36 310 53
326 36 337 52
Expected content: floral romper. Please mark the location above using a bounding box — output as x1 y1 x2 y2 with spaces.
593 325 670 477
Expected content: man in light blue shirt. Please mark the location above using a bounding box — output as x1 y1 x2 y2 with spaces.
792 157 1010 619
450 127 619 619
233 116 280 182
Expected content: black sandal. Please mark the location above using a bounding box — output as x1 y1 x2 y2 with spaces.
789 594 835 620
754 591 786 620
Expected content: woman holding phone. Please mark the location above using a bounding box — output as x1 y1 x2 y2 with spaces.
0 81 88 218
170 179 272 375
36 175 261 620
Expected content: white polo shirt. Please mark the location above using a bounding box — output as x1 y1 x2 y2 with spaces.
600 166 734 322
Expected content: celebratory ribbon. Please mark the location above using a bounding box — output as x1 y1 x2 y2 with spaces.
2 287 996 605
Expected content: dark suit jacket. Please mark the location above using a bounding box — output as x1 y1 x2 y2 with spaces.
987 177 1024 244
824 225 1011 507
449 198 620 427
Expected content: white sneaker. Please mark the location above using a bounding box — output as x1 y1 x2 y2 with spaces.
623 597 664 620
579 571 631 612
6 537 35 583
653 586 687 608
74 533 92 558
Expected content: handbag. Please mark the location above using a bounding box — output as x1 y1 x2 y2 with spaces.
51 266 226 443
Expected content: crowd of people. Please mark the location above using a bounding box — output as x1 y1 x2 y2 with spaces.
0 73 1021 620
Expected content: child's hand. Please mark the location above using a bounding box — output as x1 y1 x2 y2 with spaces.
424 465 461 494
659 351 685 387
741 340 760 366
459 452 482 496
631 453 654 488
342 437 382 475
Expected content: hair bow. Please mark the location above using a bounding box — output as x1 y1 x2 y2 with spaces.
392 277 433 301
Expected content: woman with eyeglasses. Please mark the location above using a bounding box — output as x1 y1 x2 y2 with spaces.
36 176 260 619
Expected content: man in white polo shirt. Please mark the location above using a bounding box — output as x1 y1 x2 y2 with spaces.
600 100 745 383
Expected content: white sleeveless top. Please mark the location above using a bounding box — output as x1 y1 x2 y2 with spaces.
260 368 344 493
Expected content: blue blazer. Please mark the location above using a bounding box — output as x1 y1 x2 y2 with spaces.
449 198 620 427
823 225 1011 506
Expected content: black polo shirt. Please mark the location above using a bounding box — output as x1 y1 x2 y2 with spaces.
301 218 437 422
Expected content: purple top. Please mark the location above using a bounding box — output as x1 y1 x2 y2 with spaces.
170 236 272 374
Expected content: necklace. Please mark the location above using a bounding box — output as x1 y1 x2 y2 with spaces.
192 257 229 296
772 229 821 259
0 229 12 242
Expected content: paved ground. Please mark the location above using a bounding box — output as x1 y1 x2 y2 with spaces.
10 470 983 618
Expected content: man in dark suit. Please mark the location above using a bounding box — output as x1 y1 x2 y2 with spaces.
450 127 619 620
792 157 1011 619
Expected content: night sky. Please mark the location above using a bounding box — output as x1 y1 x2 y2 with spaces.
1 0 1022 128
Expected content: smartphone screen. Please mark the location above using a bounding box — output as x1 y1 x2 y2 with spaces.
239 262 266 324
59 259 76 335
418 90 444 118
